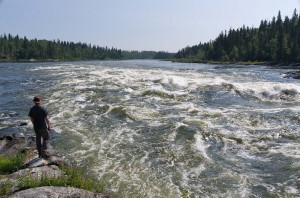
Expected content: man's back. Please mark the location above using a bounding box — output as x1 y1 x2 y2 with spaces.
28 105 48 129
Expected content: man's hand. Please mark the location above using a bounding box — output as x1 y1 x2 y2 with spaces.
45 116 51 132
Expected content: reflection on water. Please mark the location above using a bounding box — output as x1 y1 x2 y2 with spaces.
0 60 300 197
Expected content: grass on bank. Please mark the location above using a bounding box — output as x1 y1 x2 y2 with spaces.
18 165 105 193
0 153 26 174
0 153 105 196
0 179 12 196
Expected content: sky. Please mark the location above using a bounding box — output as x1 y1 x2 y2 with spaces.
0 0 299 52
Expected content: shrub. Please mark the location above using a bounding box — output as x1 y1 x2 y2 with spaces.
0 153 26 174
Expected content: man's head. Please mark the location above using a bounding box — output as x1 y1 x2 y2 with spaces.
33 96 42 105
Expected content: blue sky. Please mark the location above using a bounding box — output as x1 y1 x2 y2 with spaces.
0 0 299 52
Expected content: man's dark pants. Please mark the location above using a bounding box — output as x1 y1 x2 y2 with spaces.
34 128 49 157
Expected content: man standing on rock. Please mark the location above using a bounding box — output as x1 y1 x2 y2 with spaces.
28 96 51 158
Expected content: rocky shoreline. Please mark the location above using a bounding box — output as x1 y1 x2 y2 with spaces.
0 125 108 198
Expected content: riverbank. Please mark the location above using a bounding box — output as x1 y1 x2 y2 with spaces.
171 58 300 67
173 59 300 79
2 58 300 68
0 125 108 198
0 58 90 63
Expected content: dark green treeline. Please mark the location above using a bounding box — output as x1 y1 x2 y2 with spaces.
0 34 174 61
175 10 300 63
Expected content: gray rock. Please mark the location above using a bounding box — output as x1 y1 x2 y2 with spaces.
47 155 67 167
20 154 66 168
0 111 18 120
0 127 25 139
8 112 19 118
0 137 26 155
0 138 8 151
8 165 62 180
0 165 63 194
284 71 300 79
8 187 108 198
0 137 35 156
19 122 28 126
21 157 49 169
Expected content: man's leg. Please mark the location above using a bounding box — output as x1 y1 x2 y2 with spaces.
35 129 42 157
40 129 50 157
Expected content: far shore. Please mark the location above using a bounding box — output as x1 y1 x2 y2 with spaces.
1 58 300 68
0 58 104 63
171 58 300 67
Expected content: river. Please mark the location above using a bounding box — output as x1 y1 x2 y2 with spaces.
0 60 300 197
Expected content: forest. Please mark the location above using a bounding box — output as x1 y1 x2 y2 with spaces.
2 10 299 63
175 10 300 63
0 34 174 61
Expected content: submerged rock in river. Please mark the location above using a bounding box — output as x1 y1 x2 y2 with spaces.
284 71 300 79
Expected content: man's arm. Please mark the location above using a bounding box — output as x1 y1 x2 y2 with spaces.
45 116 51 131
30 117 34 125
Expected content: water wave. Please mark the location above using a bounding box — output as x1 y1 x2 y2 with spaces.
1 60 300 197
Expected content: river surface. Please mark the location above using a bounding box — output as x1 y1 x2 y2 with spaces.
0 60 300 197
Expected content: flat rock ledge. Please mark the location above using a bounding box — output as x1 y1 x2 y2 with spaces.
0 126 108 198
0 165 63 194
8 187 108 198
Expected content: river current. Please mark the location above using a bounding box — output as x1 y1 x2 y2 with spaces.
0 60 300 197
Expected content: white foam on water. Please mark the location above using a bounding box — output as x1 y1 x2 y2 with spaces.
75 85 97 90
182 76 229 89
246 107 299 113
187 164 206 178
161 75 189 87
89 69 109 78
142 85 169 96
128 106 160 121
173 102 200 112
74 95 86 102
86 127 171 197
29 65 66 71
269 143 300 158
236 149 271 162
60 78 86 85
193 132 211 160
124 88 134 93
166 129 177 142
141 84 190 100
19 61 300 198
233 81 300 101
285 186 299 195
213 77 228 85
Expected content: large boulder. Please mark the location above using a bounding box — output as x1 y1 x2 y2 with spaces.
8 187 108 198
0 127 26 140
0 165 63 194
21 155 67 169
0 136 35 156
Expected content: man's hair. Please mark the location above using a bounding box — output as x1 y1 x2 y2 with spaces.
33 96 42 103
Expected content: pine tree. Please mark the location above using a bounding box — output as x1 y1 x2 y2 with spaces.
175 9 300 64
